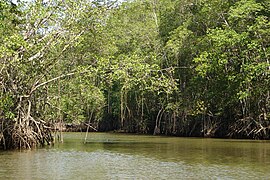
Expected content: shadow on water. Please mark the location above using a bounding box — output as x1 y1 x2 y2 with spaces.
85 140 167 145
57 132 270 166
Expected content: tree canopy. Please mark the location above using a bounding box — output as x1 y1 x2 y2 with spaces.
0 0 269 149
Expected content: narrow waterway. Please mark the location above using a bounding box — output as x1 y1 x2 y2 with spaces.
1 132 270 179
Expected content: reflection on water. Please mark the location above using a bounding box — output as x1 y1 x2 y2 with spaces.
1 132 270 179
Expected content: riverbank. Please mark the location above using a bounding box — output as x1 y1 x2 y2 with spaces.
55 121 270 140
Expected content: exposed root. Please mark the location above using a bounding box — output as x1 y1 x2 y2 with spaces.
228 117 270 139
0 102 53 150
202 117 220 137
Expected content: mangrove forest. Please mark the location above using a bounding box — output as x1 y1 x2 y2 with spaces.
0 0 270 149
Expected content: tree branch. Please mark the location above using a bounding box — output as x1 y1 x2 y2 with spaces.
30 70 89 95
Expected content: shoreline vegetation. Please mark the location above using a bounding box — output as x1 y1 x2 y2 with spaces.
0 0 269 149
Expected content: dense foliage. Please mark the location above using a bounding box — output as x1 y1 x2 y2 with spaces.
0 0 269 149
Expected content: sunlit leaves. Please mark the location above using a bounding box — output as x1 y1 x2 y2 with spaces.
166 25 193 62
192 0 270 122
229 0 263 22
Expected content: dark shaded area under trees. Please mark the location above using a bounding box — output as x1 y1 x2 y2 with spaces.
0 0 269 149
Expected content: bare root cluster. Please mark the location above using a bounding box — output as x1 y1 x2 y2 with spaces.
228 117 270 139
0 118 52 149
0 99 53 150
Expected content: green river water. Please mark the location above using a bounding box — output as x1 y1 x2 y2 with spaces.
0 132 270 179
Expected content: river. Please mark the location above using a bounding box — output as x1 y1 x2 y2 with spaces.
0 132 270 179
